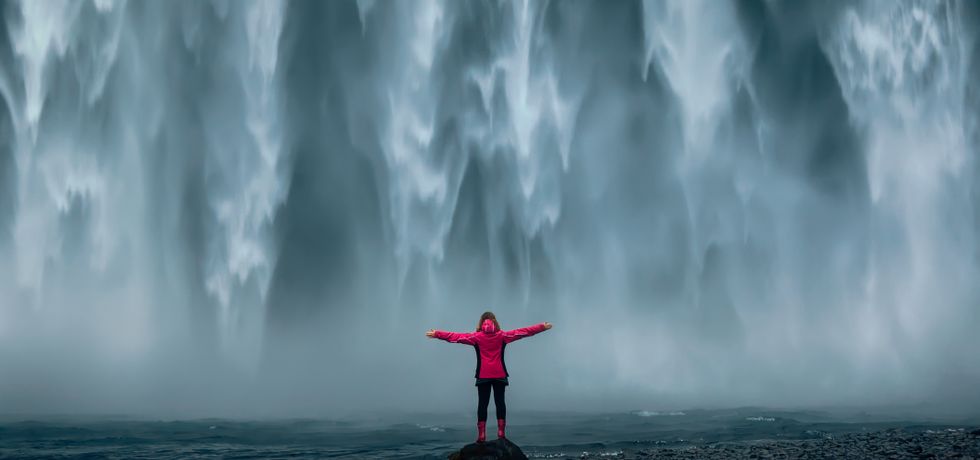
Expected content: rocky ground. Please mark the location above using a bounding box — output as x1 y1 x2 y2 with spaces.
573 428 980 459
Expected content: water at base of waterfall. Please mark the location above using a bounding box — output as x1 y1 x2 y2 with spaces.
1 408 977 459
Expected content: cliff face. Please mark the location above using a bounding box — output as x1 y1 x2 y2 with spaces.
448 438 528 460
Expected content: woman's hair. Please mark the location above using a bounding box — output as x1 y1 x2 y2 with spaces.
476 311 501 331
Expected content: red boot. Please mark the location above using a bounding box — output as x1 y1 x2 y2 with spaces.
497 419 506 439
477 421 486 443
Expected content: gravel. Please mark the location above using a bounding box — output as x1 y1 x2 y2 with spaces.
578 427 980 459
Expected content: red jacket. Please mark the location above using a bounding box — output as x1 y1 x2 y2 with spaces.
433 323 548 379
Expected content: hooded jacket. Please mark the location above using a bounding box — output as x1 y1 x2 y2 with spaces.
433 321 548 379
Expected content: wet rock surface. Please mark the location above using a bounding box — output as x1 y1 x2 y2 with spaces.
448 438 528 460
573 427 980 459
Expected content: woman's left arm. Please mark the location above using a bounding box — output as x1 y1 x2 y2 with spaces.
502 322 551 343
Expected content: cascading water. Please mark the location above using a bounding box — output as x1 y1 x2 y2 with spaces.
0 0 978 416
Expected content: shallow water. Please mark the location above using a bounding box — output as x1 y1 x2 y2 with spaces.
2 408 977 459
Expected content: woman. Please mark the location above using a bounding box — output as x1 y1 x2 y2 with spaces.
426 312 552 442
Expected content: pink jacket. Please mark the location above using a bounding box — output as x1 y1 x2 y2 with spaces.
433 322 548 379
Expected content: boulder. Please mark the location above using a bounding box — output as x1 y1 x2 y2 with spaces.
447 438 528 460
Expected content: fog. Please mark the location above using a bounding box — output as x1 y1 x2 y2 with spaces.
1 0 979 419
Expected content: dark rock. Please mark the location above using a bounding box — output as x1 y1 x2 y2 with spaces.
447 438 528 460
970 428 980 436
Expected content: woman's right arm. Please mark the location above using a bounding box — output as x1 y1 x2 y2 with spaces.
427 330 477 345
502 322 551 343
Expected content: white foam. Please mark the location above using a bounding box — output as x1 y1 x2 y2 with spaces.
633 410 686 417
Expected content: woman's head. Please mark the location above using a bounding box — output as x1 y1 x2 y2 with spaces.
477 311 501 333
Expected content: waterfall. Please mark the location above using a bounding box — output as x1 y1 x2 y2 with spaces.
0 0 978 415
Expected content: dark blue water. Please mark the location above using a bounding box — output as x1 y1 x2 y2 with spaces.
2 408 976 459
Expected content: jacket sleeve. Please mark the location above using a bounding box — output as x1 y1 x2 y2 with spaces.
433 330 477 345
502 323 547 344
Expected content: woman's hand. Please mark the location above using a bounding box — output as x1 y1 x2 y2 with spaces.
543 322 552 330
426 329 436 338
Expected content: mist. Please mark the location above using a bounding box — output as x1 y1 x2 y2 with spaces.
1 0 979 419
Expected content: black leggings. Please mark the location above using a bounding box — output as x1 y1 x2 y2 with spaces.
477 382 506 422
